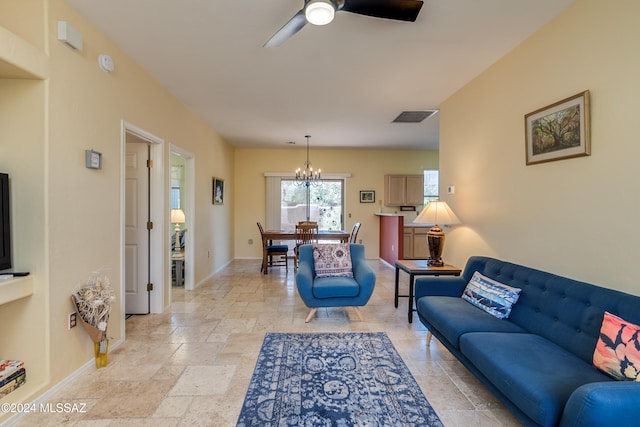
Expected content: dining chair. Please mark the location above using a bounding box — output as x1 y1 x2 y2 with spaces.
294 223 318 271
349 222 361 244
257 222 289 273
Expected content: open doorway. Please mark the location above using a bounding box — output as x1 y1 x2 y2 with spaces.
170 145 195 290
121 121 165 334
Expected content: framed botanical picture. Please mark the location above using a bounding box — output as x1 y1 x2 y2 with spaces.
359 190 375 203
213 177 224 205
525 90 591 165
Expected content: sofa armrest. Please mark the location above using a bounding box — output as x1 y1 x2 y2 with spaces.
560 381 640 427
414 276 467 300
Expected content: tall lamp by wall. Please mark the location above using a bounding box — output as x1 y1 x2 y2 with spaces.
171 208 186 253
413 201 460 266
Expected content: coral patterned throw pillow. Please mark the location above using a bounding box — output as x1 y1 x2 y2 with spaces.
593 311 640 381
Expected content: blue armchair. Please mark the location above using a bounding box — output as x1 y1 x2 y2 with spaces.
295 243 376 322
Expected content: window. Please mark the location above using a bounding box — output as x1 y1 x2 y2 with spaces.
265 174 350 232
280 179 344 231
424 170 439 205
170 165 183 209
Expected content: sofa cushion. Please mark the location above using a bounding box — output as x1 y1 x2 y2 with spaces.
312 276 359 299
460 256 640 364
460 332 611 427
417 297 526 350
313 243 353 278
462 271 521 319
593 311 640 381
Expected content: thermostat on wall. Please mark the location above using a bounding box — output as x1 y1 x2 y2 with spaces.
85 149 102 169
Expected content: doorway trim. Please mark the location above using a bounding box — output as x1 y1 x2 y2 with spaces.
120 121 165 338
170 144 195 291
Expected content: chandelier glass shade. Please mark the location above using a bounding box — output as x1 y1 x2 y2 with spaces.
295 135 321 186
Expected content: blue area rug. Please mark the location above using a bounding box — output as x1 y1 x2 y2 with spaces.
237 332 443 426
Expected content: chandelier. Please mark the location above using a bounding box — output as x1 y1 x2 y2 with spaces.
295 135 321 185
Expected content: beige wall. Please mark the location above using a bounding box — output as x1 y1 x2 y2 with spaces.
0 78 48 402
234 148 438 259
0 0 234 410
440 0 640 294
0 0 46 51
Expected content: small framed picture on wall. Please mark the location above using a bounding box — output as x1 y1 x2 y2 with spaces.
359 190 375 203
213 177 224 205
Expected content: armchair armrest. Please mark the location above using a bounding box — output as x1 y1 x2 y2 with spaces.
295 246 315 304
349 244 376 301
352 257 376 289
414 276 467 300
560 381 640 427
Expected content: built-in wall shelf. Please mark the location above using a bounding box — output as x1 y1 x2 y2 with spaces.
0 276 34 306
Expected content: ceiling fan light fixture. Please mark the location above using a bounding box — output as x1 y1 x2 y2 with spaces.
305 0 335 26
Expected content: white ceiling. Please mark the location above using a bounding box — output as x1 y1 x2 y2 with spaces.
67 0 574 150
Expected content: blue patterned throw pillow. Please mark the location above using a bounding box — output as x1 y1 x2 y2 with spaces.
462 271 521 319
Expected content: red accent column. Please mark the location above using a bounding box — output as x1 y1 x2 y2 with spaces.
379 215 404 265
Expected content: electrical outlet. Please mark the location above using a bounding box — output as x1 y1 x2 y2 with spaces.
68 312 77 330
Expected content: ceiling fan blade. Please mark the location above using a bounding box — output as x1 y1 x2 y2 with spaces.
264 9 307 47
340 0 423 22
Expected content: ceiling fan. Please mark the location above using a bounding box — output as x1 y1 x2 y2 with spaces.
264 0 424 47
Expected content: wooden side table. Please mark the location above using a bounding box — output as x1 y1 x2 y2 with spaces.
394 259 462 323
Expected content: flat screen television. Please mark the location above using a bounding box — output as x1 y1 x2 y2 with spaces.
0 173 11 271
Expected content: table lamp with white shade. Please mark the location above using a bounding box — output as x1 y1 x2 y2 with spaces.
413 201 461 266
171 208 186 253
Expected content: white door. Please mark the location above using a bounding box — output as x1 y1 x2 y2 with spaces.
125 141 150 314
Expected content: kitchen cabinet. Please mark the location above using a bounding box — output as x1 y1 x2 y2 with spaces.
403 226 430 259
384 175 424 206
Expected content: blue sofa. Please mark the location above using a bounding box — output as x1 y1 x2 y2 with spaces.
295 243 376 322
414 256 640 427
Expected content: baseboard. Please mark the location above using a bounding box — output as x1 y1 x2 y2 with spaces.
379 258 396 269
193 258 233 289
0 337 123 427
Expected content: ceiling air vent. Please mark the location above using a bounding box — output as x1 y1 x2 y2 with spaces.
392 110 439 123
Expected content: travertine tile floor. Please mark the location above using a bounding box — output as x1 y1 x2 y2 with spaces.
13 259 522 426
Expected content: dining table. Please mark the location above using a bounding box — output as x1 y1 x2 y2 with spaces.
261 229 351 274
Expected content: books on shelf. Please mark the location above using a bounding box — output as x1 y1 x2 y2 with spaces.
0 360 23 382
0 360 26 398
